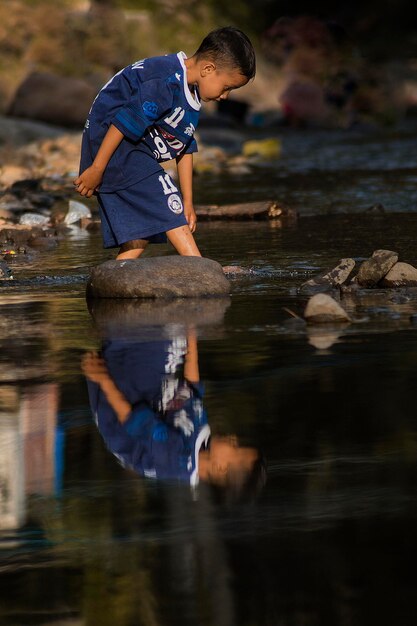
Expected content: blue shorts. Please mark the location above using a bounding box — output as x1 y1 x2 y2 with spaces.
96 169 188 248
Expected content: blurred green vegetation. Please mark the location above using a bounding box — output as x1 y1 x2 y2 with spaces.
0 0 416 118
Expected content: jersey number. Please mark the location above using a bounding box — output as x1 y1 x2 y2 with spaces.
164 107 185 128
158 174 178 195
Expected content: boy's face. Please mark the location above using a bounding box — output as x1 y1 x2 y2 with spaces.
197 62 249 102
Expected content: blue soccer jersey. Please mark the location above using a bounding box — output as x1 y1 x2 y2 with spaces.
80 52 201 192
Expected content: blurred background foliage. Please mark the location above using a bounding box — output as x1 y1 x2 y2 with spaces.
1 0 417 119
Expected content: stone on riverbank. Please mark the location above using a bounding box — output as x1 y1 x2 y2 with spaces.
8 72 96 127
87 257 230 299
304 293 351 323
381 262 417 287
0 260 12 279
300 258 355 294
242 138 281 160
356 249 398 287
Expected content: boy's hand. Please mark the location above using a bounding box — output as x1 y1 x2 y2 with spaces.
73 164 103 197
81 351 109 383
184 203 197 233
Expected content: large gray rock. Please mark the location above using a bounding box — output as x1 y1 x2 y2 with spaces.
8 72 96 127
300 258 355 294
381 262 417 287
304 293 351 324
356 249 398 287
87 257 230 299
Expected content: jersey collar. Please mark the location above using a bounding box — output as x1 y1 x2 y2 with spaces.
177 51 201 111
190 424 211 486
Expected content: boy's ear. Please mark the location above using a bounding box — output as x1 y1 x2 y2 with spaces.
200 61 216 76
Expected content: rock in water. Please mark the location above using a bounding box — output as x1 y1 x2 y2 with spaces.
304 294 351 323
0 260 12 280
87 257 230 299
381 262 417 287
300 258 355 294
222 265 251 275
64 200 92 225
356 249 398 287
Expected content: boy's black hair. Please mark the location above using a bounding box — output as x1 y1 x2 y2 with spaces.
208 452 267 506
195 27 256 80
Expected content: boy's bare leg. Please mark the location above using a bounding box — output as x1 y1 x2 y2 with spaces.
166 225 202 256
116 239 148 260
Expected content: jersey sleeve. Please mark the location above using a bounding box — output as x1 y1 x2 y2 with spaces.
184 137 198 154
112 76 174 142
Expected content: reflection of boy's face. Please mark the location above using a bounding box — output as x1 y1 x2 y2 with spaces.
207 435 258 484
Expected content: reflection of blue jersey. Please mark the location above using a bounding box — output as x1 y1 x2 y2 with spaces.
86 339 210 486
80 52 201 192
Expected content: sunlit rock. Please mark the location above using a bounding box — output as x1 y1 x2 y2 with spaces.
304 293 351 323
19 213 49 226
87 257 230 299
64 200 91 225
381 262 417 287
300 258 355 294
356 249 398 287
242 138 281 160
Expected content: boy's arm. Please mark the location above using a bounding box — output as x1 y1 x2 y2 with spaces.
184 330 199 383
176 153 196 233
81 352 132 423
74 124 124 197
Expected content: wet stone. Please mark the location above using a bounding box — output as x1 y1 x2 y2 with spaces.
300 258 355 294
356 249 398 287
222 265 252 275
0 260 12 279
87 257 231 299
304 293 351 324
381 262 417 287
19 212 50 226
366 203 386 214
28 236 58 250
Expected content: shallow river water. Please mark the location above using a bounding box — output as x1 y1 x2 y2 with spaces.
1 125 417 625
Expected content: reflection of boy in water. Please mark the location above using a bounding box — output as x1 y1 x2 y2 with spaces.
82 333 263 492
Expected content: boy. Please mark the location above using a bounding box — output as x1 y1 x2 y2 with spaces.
82 332 263 493
74 27 256 259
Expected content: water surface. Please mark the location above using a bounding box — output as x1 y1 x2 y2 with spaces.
1 125 417 625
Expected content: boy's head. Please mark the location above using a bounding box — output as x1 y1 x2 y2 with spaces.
200 435 266 502
192 27 256 102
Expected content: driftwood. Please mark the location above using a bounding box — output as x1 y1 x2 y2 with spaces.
195 201 297 221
